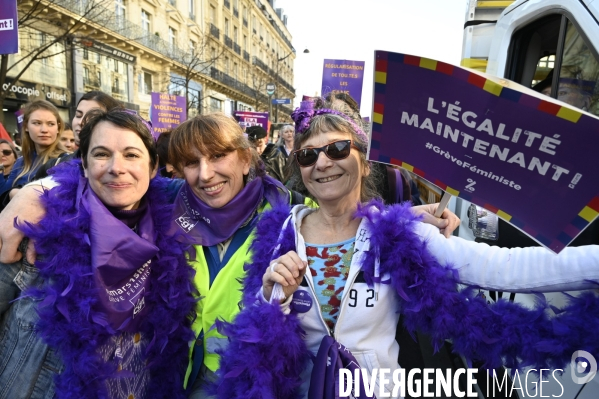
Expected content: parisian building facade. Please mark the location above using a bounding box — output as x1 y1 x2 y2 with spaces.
3 0 296 133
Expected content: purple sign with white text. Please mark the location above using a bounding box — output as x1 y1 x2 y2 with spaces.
370 51 599 253
150 93 186 138
0 1 18 55
321 59 365 107
233 110 269 130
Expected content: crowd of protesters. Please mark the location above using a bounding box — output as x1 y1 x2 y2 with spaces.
0 90 598 399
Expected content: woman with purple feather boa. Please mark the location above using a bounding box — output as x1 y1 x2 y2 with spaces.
214 99 599 399
0 109 196 399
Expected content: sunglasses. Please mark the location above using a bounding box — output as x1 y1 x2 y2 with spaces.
293 140 361 167
1 150 14 157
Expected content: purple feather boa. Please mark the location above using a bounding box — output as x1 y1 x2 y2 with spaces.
18 160 196 399
215 200 599 398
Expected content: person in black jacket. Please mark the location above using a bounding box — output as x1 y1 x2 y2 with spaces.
246 125 287 183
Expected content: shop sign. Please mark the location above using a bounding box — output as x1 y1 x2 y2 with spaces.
81 39 136 63
2 78 71 107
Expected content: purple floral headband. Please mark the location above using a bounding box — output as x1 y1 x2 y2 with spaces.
290 101 369 150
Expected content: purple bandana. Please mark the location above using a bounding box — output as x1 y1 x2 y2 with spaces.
171 175 290 246
78 177 159 333
309 335 376 399
172 176 263 246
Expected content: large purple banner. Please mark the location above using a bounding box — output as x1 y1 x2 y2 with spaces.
150 93 186 138
321 59 365 107
233 110 269 131
0 1 18 55
370 51 599 253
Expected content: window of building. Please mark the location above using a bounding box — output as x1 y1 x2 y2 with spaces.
210 6 216 24
96 52 101 64
97 71 102 85
224 56 229 73
508 14 599 116
209 97 223 112
113 77 120 93
169 27 177 48
141 10 151 33
189 0 194 18
233 26 238 43
233 62 238 79
243 35 247 51
139 71 153 94
242 6 247 21
114 58 119 72
224 18 229 36
189 39 196 55
252 15 257 33
83 48 89 60
115 0 126 18
211 46 216 61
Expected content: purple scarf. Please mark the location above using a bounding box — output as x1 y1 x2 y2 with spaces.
309 336 376 399
171 175 287 246
79 177 159 332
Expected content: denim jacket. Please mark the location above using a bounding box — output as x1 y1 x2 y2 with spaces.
0 240 64 399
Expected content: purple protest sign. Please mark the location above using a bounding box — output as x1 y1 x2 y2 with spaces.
233 110 269 131
150 92 186 138
14 109 23 138
0 0 18 55
321 59 365 107
370 51 599 253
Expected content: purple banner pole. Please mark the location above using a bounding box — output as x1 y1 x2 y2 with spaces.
233 110 269 131
0 0 19 55
150 93 187 139
321 59 365 107
370 51 599 253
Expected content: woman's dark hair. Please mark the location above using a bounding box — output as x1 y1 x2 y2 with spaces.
64 122 73 131
79 109 158 170
78 91 123 112
156 130 172 168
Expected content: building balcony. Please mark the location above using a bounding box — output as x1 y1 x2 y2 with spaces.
83 77 100 87
111 87 126 96
252 56 268 73
210 24 220 39
56 0 189 61
224 35 233 49
234 43 241 55
243 50 249 61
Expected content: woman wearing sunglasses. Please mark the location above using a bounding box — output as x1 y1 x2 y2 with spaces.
214 100 599 399
0 139 18 180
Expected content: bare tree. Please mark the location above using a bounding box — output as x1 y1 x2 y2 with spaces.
245 60 270 112
0 0 121 123
167 37 226 117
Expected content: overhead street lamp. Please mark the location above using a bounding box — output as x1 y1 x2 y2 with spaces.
273 47 309 123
